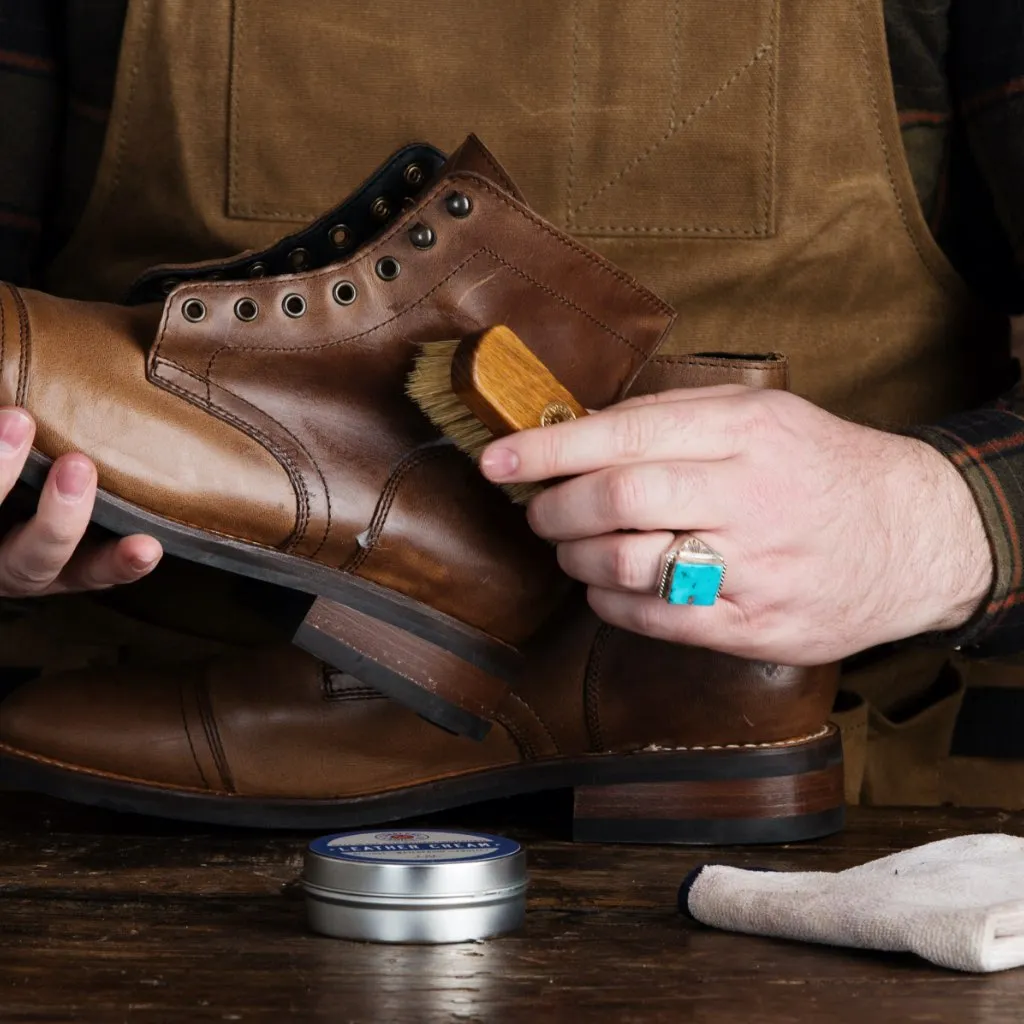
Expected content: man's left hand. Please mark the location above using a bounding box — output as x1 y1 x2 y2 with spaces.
480 386 993 664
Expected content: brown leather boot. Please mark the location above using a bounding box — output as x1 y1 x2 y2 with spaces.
0 135 674 739
0 593 843 845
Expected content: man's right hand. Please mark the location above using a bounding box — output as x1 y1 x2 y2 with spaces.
0 407 162 596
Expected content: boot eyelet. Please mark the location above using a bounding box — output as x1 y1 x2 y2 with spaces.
408 223 436 250
288 248 310 272
445 192 472 218
332 281 358 306
161 277 181 296
182 298 207 323
370 197 391 221
283 293 307 318
234 298 259 322
249 262 268 278
329 224 352 249
403 163 425 188
375 257 401 281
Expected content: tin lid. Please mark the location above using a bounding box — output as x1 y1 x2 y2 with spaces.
303 829 526 899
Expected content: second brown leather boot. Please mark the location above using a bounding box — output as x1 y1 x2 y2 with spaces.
0 598 843 845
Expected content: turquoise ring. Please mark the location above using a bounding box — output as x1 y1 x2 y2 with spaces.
657 535 727 607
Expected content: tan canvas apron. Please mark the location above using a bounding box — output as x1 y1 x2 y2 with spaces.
34 0 1024 807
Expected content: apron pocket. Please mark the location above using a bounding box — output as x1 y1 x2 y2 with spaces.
227 0 779 237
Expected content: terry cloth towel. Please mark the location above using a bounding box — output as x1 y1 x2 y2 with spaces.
679 834 1024 973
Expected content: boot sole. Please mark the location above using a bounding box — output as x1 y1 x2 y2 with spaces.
21 450 516 741
0 727 844 845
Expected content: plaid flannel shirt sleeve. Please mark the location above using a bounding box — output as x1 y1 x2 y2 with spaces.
910 384 1024 655
904 1 1024 656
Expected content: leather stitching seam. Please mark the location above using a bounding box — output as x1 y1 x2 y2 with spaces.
196 675 236 794
11 286 30 407
179 680 211 791
343 445 448 574
151 358 314 551
584 624 614 753
502 690 561 758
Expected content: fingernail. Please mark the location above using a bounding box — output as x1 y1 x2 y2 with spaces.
0 409 32 453
55 458 94 500
480 447 519 480
130 552 161 572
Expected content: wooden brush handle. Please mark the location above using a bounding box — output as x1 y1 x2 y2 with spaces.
450 326 588 438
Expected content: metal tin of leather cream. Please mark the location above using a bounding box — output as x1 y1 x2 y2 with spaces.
302 829 527 943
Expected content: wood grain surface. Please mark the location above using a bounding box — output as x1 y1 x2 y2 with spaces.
1 791 1022 1023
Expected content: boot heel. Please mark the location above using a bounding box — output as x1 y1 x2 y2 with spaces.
573 727 845 845
293 597 520 741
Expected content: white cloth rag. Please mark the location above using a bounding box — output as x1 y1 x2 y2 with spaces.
680 833 1024 972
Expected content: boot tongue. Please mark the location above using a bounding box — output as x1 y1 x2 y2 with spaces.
438 134 525 203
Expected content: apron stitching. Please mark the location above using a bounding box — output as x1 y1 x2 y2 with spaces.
573 43 772 218
565 0 582 228
108 0 151 195
759 0 782 235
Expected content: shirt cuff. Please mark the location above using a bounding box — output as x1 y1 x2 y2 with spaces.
908 407 1024 656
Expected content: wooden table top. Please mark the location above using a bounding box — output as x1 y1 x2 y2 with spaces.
1 793 1021 1023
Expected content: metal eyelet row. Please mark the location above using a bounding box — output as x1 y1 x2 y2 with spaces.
181 281 365 323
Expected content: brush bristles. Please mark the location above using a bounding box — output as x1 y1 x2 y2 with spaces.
407 340 541 505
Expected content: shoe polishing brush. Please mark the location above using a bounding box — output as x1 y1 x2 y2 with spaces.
407 325 588 504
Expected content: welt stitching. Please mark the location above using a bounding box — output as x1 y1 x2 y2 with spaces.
12 286 30 407
638 723 833 752
343 446 447 574
196 674 236 793
566 0 581 227
856 0 946 291
179 680 211 790
574 43 772 216
584 624 614 752
153 359 312 550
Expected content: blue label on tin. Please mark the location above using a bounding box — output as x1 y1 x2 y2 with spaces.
309 829 520 864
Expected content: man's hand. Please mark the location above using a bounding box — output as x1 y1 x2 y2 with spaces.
0 408 162 596
480 386 993 665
